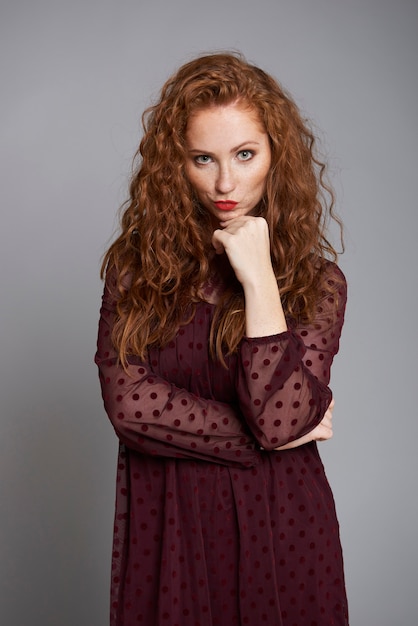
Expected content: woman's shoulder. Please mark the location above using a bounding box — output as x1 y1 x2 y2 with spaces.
320 259 347 290
104 262 133 289
315 259 347 317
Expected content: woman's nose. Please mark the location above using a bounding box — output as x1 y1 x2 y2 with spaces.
215 164 235 194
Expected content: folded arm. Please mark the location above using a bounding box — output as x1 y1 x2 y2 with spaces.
95 279 259 467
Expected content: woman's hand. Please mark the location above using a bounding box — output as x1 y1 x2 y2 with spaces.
212 216 273 288
274 398 335 451
212 216 287 337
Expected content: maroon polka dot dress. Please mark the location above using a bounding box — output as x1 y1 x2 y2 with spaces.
95 262 349 625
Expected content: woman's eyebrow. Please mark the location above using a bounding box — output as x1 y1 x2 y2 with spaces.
187 141 261 154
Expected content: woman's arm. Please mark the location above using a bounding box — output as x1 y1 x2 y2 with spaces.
274 398 334 450
95 278 259 468
213 216 287 337
272 265 346 449
213 216 346 450
236 267 346 449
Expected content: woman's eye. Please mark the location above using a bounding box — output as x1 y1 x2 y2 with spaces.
194 155 212 164
237 150 254 161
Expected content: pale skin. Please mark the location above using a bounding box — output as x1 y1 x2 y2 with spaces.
185 101 334 449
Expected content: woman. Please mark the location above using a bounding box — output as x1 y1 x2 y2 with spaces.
95 52 349 625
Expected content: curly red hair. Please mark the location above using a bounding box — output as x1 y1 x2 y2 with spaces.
102 52 343 364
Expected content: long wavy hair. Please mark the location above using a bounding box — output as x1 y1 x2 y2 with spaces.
102 51 343 365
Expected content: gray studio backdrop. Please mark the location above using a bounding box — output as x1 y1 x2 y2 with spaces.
1 0 417 624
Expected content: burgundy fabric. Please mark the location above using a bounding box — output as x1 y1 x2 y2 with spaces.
95 262 349 625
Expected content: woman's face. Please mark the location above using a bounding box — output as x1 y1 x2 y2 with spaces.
184 102 271 224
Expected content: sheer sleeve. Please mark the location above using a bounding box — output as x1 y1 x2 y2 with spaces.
235 263 347 450
94 275 259 468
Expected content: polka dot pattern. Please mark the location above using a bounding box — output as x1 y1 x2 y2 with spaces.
95 262 349 625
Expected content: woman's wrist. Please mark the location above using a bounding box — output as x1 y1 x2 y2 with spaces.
243 275 287 337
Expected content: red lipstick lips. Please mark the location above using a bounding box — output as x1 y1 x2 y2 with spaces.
214 201 238 211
